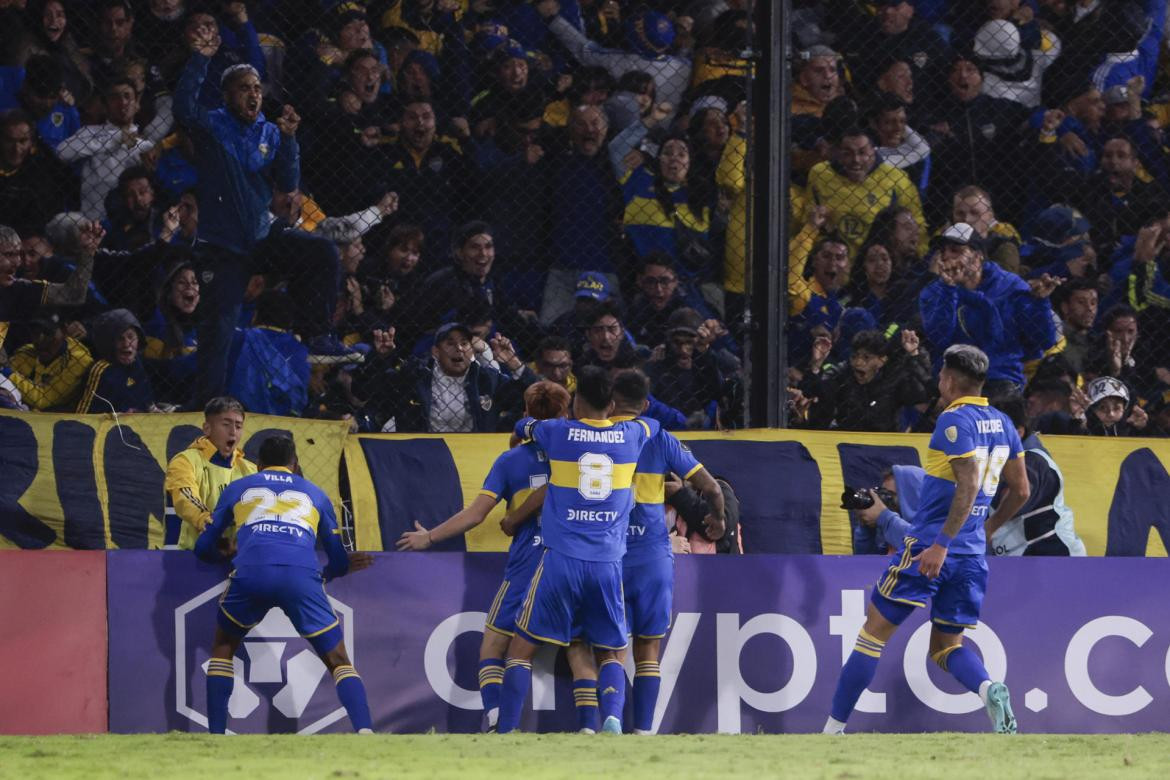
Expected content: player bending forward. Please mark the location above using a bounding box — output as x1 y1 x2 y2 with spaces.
825 345 1030 735
397 381 604 733
195 436 375 734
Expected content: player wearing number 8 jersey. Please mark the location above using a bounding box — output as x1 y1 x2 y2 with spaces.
825 345 1031 735
194 436 375 734
496 366 659 734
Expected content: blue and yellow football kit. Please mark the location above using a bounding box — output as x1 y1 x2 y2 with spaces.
873 396 1023 631
614 419 702 640
480 442 550 637
195 467 350 653
512 415 659 649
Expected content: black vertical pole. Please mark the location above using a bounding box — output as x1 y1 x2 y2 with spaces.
746 0 789 427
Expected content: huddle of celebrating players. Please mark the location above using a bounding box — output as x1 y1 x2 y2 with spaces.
195 344 1023 736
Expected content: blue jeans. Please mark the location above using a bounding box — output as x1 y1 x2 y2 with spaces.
193 243 251 409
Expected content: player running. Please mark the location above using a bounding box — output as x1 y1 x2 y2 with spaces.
396 381 603 733
495 366 658 734
825 345 1030 735
609 370 726 734
194 435 375 734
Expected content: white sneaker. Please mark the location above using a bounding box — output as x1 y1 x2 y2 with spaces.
357 728 374 734
578 728 596 735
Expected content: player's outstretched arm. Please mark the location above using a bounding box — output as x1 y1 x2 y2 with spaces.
397 494 499 550
915 456 981 579
985 455 1030 541
686 466 726 540
500 485 546 537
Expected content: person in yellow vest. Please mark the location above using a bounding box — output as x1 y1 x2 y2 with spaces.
163 396 256 549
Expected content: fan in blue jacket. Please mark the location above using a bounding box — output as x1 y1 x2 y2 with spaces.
919 224 1057 390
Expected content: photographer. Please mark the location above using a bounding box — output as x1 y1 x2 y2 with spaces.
849 466 923 555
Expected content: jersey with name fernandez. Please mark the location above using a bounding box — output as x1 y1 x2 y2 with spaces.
516 415 660 562
912 396 1023 555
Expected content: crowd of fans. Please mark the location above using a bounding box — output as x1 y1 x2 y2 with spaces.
787 0 1170 439
0 0 751 432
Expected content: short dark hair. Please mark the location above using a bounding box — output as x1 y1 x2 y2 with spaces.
870 91 907 119
575 365 613 411
835 126 872 146
117 165 152 193
1025 378 1073 400
344 48 379 72
992 394 1028 435
0 109 34 135
850 329 887 357
1102 303 1138 329
612 369 650 409
100 0 134 17
204 396 246 419
638 251 676 276
537 335 571 356
452 220 492 252
1053 275 1099 310
586 300 623 328
386 223 423 251
258 436 297 470
103 77 138 97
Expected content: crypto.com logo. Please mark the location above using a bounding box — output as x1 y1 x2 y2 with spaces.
174 580 354 734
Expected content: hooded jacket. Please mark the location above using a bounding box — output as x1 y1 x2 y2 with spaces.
919 261 1056 385
75 308 155 413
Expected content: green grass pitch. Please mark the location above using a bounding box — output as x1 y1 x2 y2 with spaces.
2 734 1168 779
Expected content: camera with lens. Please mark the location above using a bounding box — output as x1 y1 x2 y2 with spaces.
840 485 898 511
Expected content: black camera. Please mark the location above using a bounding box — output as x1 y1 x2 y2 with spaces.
840 485 898 511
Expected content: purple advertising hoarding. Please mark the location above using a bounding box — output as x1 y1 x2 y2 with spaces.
107 551 1170 734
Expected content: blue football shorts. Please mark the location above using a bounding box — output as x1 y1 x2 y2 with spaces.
515 548 627 650
622 555 673 639
218 565 341 652
871 545 989 633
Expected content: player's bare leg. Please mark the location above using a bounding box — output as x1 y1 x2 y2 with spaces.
929 627 1016 734
206 626 243 734
497 634 540 733
567 640 599 733
824 602 899 734
316 637 374 733
478 629 511 731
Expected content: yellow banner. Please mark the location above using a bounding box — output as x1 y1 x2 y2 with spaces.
347 429 1170 556
0 410 349 550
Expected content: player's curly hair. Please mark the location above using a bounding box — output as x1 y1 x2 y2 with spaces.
524 381 571 421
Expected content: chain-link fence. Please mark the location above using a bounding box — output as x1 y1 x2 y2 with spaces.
785 0 1170 438
0 0 757 433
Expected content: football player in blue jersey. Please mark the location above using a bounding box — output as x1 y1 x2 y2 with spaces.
825 345 1031 735
609 369 725 734
496 366 659 734
195 436 375 734
395 381 605 732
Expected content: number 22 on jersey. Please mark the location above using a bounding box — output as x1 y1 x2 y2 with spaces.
238 487 316 531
